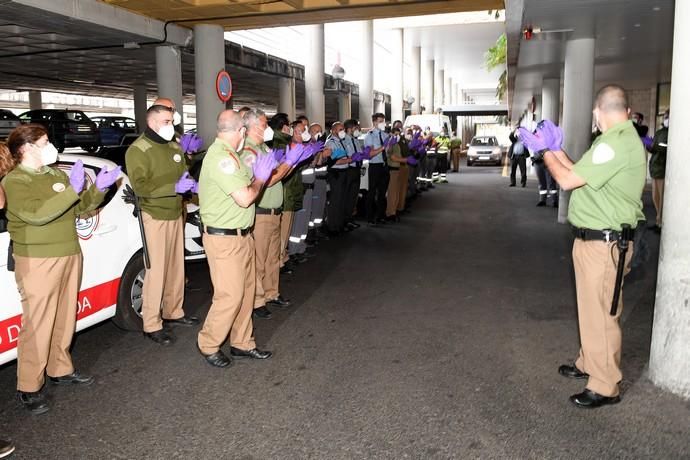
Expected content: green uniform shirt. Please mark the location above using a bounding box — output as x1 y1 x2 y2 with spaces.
569 120 646 231
199 138 254 229
125 133 187 220
242 137 283 209
277 133 305 212
2 165 106 258
387 143 402 168
649 126 668 179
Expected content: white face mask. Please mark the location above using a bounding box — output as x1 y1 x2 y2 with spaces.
315 132 322 140
39 142 58 165
405 134 412 141
353 129 362 138
663 118 669 128
263 126 274 143
173 111 182 126
377 122 386 131
288 127 294 137
157 124 175 141
301 131 311 142
338 131 346 139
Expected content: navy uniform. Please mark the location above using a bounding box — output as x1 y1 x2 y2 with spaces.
325 134 351 233
364 127 389 223
344 133 363 223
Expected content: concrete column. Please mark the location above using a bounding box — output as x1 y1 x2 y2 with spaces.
278 77 296 121
194 24 225 147
28 90 42 110
337 91 351 122
359 20 374 127
305 24 325 127
410 45 421 114
444 76 452 106
422 59 434 114
649 1 690 399
541 78 560 124
391 28 404 123
558 37 595 222
133 85 148 133
453 83 460 105
374 95 385 116
155 45 184 129
434 66 444 111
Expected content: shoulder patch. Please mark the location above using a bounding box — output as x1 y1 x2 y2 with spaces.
243 152 257 168
131 137 152 152
218 158 237 175
592 143 615 164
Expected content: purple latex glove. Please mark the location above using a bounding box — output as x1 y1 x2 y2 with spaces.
518 127 549 153
362 146 372 160
406 156 418 166
180 132 203 154
253 153 278 182
536 119 563 151
191 181 199 194
69 159 85 194
175 172 195 194
284 144 306 166
408 138 422 151
642 136 653 149
271 148 286 163
95 165 122 192
298 141 323 163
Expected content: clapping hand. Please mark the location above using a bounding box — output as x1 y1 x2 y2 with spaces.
180 132 203 154
253 153 278 182
95 166 122 192
175 172 196 194
518 127 549 160
536 119 564 151
285 144 306 167
69 160 85 194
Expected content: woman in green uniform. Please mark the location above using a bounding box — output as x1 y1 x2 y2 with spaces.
0 124 120 414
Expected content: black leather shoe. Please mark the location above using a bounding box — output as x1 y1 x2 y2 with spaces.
509 183 516 187
198 346 233 368
230 347 272 360
252 306 272 319
144 329 175 346
163 315 200 327
49 370 94 386
17 391 49 415
569 389 620 408
267 296 291 308
376 218 387 225
536 200 546 207
0 438 15 458
280 265 294 275
558 364 589 379
347 221 360 229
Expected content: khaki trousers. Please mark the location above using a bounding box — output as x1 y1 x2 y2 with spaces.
253 214 281 308
141 213 185 333
198 233 256 354
280 210 294 267
652 178 664 226
14 254 82 392
573 239 633 397
386 170 401 217
451 148 461 171
397 165 409 211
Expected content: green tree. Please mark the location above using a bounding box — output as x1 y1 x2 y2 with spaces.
484 33 507 101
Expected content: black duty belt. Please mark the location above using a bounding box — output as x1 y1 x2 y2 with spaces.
369 163 386 168
572 227 630 243
256 207 282 216
205 226 251 236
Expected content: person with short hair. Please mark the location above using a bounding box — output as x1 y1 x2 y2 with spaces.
363 113 390 225
522 84 646 408
648 110 669 232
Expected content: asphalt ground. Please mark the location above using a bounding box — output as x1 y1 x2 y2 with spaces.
0 161 688 459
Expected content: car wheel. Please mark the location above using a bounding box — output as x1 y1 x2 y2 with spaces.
113 251 145 332
467 160 473 166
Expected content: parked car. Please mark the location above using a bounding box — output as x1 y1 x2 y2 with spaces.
0 154 205 364
91 116 138 147
18 109 100 153
466 135 502 166
0 109 20 140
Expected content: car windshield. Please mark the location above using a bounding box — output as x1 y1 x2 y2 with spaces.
471 137 496 146
57 111 90 122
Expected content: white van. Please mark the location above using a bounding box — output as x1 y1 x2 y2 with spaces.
403 114 452 136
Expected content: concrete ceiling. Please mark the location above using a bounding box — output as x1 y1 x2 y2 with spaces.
508 0 675 121
100 0 503 30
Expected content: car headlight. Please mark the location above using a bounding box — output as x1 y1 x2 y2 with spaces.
492 148 501 155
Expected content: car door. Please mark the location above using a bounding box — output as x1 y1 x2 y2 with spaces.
0 210 24 365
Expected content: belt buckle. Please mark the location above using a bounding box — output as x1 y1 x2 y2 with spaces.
602 230 611 243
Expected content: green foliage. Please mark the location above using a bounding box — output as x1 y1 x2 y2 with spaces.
484 33 507 101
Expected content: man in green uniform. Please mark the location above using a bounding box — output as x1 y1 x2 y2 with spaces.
648 109 669 232
196 110 274 367
520 85 646 408
125 103 199 346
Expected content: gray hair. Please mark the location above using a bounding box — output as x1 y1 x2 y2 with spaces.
243 108 266 129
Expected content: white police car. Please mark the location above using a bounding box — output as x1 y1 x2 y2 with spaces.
0 154 205 365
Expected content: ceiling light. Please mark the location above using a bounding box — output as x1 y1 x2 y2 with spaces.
621 36 627 40
653 6 661 11
634 23 641 28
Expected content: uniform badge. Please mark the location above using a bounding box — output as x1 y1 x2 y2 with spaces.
52 183 66 193
219 158 237 175
243 153 257 168
173 154 182 163
592 143 615 164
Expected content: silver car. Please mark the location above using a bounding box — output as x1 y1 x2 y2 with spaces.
0 109 20 140
467 136 502 166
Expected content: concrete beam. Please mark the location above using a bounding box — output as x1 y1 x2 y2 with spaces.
12 0 192 46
